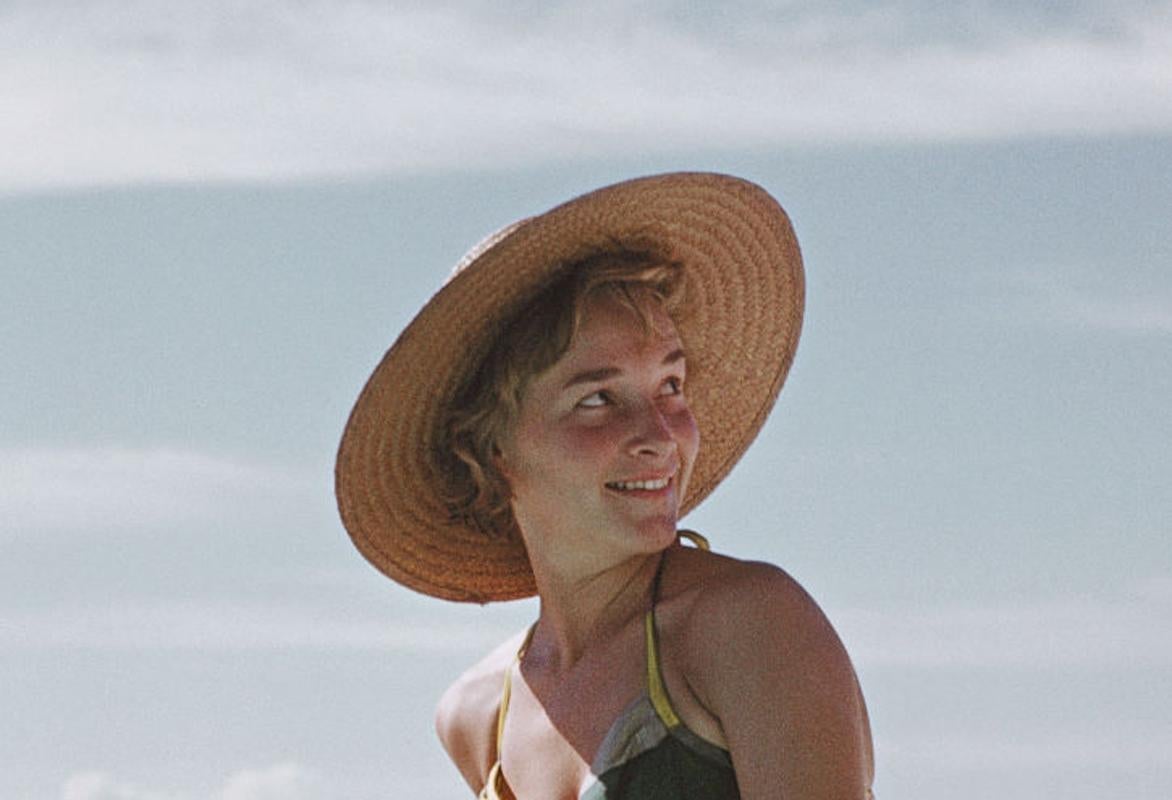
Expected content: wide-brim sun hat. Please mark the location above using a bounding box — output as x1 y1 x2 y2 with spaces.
336 172 804 603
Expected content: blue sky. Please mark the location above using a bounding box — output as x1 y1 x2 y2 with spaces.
3 2 1171 798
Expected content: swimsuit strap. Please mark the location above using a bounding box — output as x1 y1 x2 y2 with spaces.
650 529 709 604
494 623 537 760
495 530 710 753
645 609 682 729
677 528 710 550
647 529 710 728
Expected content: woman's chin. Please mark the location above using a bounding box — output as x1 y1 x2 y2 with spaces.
628 514 682 552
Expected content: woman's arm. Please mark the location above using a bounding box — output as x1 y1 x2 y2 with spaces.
686 562 874 800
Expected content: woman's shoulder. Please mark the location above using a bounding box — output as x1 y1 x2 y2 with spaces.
660 544 859 720
434 627 530 792
661 543 875 795
663 543 830 637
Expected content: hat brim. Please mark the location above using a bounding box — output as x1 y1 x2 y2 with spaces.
335 172 804 602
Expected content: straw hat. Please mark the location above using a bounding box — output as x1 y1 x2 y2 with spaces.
335 172 804 603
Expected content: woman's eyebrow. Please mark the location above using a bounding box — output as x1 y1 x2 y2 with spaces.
562 367 620 390
562 349 686 390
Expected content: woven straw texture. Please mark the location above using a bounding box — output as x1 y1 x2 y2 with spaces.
335 172 804 602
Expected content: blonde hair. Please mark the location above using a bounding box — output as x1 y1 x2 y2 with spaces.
441 250 685 536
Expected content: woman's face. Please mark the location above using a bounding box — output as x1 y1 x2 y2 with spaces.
496 293 699 566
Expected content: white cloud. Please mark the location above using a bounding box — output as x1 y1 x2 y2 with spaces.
0 446 317 537
3 0 1171 192
60 764 327 800
215 763 324 800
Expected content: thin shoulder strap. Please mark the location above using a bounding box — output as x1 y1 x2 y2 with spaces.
494 624 537 759
677 528 709 551
650 529 709 603
646 529 710 729
644 610 682 728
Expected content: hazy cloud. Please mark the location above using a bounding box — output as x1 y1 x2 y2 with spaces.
61 764 326 800
62 772 182 800
0 446 316 536
215 763 325 800
4 0 1171 191
2 600 521 652
835 591 1172 668
7 586 1168 667
1052 292 1172 334
1132 574 1172 602
892 726 1172 771
999 269 1172 335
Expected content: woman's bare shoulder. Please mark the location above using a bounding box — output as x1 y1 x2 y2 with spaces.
665 545 875 796
670 547 854 693
664 544 823 629
434 627 530 793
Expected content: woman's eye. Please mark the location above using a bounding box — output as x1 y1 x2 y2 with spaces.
577 391 608 408
660 377 684 396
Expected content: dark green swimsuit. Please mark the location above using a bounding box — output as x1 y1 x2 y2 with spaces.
480 538 740 799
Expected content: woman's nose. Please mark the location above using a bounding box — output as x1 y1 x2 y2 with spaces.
626 401 674 457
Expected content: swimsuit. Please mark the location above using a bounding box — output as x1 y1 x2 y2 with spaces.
479 534 741 799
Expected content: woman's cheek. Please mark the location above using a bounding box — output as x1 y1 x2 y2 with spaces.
562 423 619 455
670 408 700 446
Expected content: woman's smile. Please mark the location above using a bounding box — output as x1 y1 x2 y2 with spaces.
605 473 674 492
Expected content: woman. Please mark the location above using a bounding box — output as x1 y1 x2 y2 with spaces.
337 173 874 799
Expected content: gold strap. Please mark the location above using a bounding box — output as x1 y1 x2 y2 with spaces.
645 611 681 728
494 624 536 759
498 532 710 748
646 528 711 728
677 528 710 550
494 671 512 760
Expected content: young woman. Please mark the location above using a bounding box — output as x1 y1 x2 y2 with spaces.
337 173 874 799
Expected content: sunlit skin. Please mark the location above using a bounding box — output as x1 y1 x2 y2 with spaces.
436 292 875 799
496 294 699 581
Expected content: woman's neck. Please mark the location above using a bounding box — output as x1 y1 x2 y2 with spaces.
524 547 665 675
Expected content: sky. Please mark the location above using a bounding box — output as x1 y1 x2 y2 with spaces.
2 1 1171 798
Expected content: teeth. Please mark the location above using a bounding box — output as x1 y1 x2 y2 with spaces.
608 477 670 491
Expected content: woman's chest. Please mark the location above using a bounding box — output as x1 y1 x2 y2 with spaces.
499 661 645 799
